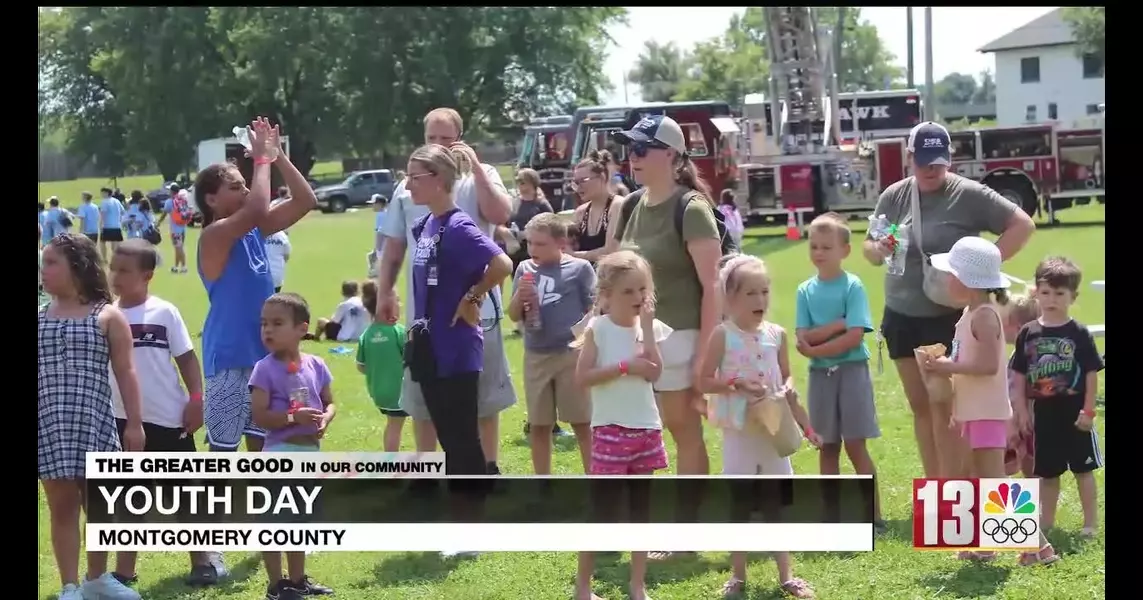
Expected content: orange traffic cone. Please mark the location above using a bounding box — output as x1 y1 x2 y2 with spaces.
785 209 800 241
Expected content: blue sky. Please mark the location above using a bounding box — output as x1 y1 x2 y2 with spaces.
603 7 1059 105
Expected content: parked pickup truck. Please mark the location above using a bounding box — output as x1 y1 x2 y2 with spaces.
314 169 397 213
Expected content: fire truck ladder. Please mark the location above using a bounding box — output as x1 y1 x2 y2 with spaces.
764 7 832 155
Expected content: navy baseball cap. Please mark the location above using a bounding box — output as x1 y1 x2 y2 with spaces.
907 121 951 167
612 114 688 155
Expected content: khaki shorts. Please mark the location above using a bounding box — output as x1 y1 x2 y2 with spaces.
524 349 590 426
654 329 699 392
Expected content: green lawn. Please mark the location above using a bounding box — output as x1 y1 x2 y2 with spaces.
37 204 1107 599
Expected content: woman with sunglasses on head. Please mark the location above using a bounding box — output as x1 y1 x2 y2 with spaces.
502 168 553 275
569 150 625 265
608 115 723 560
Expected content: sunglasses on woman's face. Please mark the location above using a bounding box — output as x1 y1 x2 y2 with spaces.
629 141 668 158
570 176 596 188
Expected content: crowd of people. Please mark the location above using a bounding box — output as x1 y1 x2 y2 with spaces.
37 109 1104 600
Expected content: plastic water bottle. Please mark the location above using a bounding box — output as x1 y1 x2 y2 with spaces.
521 273 542 330
232 126 253 152
868 214 889 240
886 225 909 276
285 362 308 416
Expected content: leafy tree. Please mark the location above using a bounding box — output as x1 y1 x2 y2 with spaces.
1062 7 1104 68
934 72 978 106
972 70 996 105
627 41 689 103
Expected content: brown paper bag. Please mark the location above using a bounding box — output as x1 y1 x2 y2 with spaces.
914 344 954 403
748 394 803 458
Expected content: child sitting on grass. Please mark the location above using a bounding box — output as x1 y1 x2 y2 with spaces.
311 280 370 342
250 292 337 599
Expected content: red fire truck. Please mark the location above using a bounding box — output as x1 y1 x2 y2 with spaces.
516 115 574 211
947 117 1105 221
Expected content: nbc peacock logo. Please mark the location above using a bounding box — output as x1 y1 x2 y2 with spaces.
979 479 1040 550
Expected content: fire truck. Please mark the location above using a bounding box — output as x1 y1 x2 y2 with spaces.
516 115 574 210
567 101 741 202
947 117 1105 222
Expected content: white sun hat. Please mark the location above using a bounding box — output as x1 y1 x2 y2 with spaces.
929 236 1011 290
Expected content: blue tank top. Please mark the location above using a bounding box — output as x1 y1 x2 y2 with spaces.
199 228 275 377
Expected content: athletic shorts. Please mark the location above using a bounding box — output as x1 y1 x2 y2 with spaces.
1033 396 1103 479
399 321 517 421
962 419 1007 450
113 419 196 522
170 231 186 248
100 228 124 243
204 367 266 450
880 307 959 361
807 361 881 444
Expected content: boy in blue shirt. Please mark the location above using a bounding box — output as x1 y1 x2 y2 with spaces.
795 212 884 531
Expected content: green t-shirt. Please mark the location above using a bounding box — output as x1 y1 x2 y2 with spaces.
356 322 406 411
615 187 719 330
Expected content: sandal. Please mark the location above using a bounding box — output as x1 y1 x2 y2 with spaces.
1019 544 1061 567
780 578 815 599
721 578 746 598
647 551 695 561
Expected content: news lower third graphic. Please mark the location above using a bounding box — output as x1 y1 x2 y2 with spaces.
85 453 876 553
912 478 1041 552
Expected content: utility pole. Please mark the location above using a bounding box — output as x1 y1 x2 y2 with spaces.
924 7 935 122
906 7 915 89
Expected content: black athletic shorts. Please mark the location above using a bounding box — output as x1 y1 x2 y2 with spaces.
113 419 197 522
379 407 408 418
84 232 99 242
880 307 960 361
101 228 124 243
322 321 343 340
1032 396 1103 479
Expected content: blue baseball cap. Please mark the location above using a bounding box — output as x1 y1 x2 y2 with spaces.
612 114 688 155
907 121 951 167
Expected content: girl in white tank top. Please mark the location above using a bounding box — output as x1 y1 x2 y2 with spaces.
697 255 818 598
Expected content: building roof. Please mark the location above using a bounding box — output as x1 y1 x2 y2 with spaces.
978 9 1074 53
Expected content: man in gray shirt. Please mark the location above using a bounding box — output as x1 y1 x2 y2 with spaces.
507 213 596 474
375 107 517 481
862 121 1036 480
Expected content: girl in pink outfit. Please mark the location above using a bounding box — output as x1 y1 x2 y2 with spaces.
919 236 1057 565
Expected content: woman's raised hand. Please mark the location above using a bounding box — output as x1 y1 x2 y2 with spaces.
247 116 281 163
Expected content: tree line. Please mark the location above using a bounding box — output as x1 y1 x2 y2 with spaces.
38 7 626 180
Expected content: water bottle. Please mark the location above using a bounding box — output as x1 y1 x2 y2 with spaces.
520 273 542 330
886 225 909 276
285 362 308 416
868 214 889 240
232 126 253 152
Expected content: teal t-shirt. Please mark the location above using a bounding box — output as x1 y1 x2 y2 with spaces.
795 271 873 368
356 322 405 411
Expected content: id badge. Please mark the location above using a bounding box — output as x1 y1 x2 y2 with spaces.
427 264 439 287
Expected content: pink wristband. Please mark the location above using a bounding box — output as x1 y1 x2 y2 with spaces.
188 392 203 402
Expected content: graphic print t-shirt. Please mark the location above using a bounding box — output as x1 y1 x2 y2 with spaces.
1009 319 1104 401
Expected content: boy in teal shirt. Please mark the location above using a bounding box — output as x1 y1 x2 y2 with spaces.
794 212 885 531
356 282 407 451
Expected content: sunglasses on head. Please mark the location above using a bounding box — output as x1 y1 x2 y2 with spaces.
629 140 669 158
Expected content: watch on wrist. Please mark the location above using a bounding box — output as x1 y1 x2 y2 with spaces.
287 412 296 425
466 291 482 305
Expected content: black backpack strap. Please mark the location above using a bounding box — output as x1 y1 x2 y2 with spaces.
617 188 646 240
673 190 701 239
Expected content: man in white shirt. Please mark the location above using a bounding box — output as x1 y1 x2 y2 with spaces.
265 230 291 293
375 107 516 476
315 280 370 342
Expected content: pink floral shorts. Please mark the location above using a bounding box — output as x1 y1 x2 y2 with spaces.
590 425 669 475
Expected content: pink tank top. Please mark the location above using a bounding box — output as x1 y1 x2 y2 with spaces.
951 303 1012 422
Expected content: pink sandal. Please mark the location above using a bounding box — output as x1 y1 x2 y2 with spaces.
1019 544 1061 567
721 578 746 598
780 578 815 599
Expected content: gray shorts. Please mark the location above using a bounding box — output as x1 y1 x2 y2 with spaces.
807 361 880 444
399 321 518 421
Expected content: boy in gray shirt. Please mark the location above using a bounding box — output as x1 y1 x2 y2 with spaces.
507 213 596 474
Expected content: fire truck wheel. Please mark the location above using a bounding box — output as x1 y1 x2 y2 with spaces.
993 184 1038 217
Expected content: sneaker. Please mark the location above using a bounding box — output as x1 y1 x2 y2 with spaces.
440 550 480 559
170 267 179 274
295 575 334 595
185 563 219 586
267 579 306 600
82 572 142 599
178 266 189 274
111 572 137 586
58 584 83 600
208 552 229 577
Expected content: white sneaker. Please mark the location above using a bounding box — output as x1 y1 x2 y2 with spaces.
58 583 84 600
82 573 141 600
208 551 229 577
439 550 480 558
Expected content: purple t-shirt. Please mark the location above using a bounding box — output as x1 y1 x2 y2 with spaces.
248 353 333 448
411 209 503 377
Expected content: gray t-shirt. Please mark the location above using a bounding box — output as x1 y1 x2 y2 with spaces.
513 255 596 353
381 163 509 325
869 174 1019 318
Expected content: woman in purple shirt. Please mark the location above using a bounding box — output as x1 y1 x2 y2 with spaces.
406 144 513 476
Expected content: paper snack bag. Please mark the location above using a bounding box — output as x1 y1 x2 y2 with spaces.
914 343 954 403
748 394 802 458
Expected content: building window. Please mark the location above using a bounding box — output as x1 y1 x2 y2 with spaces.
1020 57 1040 83
1086 104 1103 115
1025 105 1037 122
1047 103 1058 120
1082 53 1103 78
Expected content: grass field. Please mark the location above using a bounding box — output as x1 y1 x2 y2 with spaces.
37 204 1107 599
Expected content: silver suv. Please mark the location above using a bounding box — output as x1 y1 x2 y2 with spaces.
313 169 397 213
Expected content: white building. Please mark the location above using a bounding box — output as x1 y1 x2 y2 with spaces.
979 9 1104 126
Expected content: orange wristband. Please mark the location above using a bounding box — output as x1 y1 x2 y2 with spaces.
618 361 629 375
254 156 274 166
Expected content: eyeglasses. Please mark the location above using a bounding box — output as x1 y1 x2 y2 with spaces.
407 172 435 181
569 176 596 188
629 141 669 158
